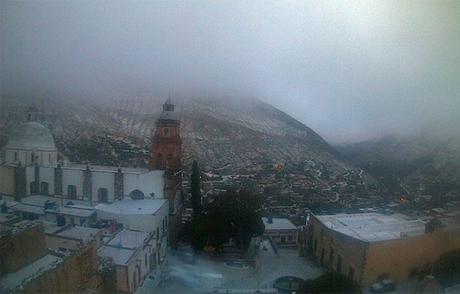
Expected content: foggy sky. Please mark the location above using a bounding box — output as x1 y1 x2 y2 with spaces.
1 1 459 143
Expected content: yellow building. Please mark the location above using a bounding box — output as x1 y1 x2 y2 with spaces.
306 212 460 286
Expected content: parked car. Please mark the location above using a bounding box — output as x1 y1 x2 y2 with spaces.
370 279 396 293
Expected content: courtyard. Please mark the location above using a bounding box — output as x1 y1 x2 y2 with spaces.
137 239 323 294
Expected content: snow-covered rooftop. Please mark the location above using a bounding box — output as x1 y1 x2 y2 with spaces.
0 254 63 291
66 163 164 175
49 226 100 244
98 245 136 265
22 195 91 207
10 203 45 215
95 199 166 215
107 229 148 249
315 213 427 242
45 206 95 218
262 217 297 231
0 212 20 224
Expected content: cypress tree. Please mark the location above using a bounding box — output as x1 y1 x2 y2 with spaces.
191 160 202 218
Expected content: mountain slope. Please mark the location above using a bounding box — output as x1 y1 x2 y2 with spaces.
338 135 460 197
2 96 384 209
1 96 349 174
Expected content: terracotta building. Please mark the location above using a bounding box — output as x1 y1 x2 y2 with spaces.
305 212 460 286
149 99 183 247
0 220 100 292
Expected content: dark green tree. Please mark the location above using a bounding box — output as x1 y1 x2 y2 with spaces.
199 189 265 251
432 248 460 288
191 160 202 217
190 160 204 251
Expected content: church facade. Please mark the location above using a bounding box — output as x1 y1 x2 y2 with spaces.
0 99 183 244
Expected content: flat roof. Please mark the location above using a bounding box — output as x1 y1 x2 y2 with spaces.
95 199 166 215
0 254 63 291
0 212 20 224
315 213 427 242
48 226 100 244
22 195 91 207
98 245 136 265
108 229 147 249
45 206 95 218
262 217 297 231
66 163 164 175
10 203 45 215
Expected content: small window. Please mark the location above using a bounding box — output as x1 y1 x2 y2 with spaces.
163 128 169 135
40 182 49 195
68 185 77 199
30 182 39 194
98 188 109 203
14 152 18 161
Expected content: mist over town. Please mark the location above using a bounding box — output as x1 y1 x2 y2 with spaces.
1 1 460 293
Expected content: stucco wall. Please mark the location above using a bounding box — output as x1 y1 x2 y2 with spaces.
309 215 368 283
0 166 15 196
39 166 55 195
97 201 168 234
363 228 460 286
21 241 100 293
91 171 115 203
123 171 164 199
62 169 84 198
0 222 48 274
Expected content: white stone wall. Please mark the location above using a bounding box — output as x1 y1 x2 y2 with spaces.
62 169 84 198
96 201 169 234
123 170 164 199
5 149 57 166
40 166 55 195
0 166 15 196
91 171 115 203
26 166 35 195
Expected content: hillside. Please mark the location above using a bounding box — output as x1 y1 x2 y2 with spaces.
1 96 347 172
1 96 380 212
338 135 460 199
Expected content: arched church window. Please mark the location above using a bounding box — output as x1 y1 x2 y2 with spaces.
67 185 77 199
129 189 144 200
40 182 49 195
30 181 39 194
98 188 109 203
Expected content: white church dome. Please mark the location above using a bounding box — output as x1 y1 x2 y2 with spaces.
5 122 57 151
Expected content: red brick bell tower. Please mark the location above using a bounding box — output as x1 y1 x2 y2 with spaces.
150 99 182 171
150 99 183 247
